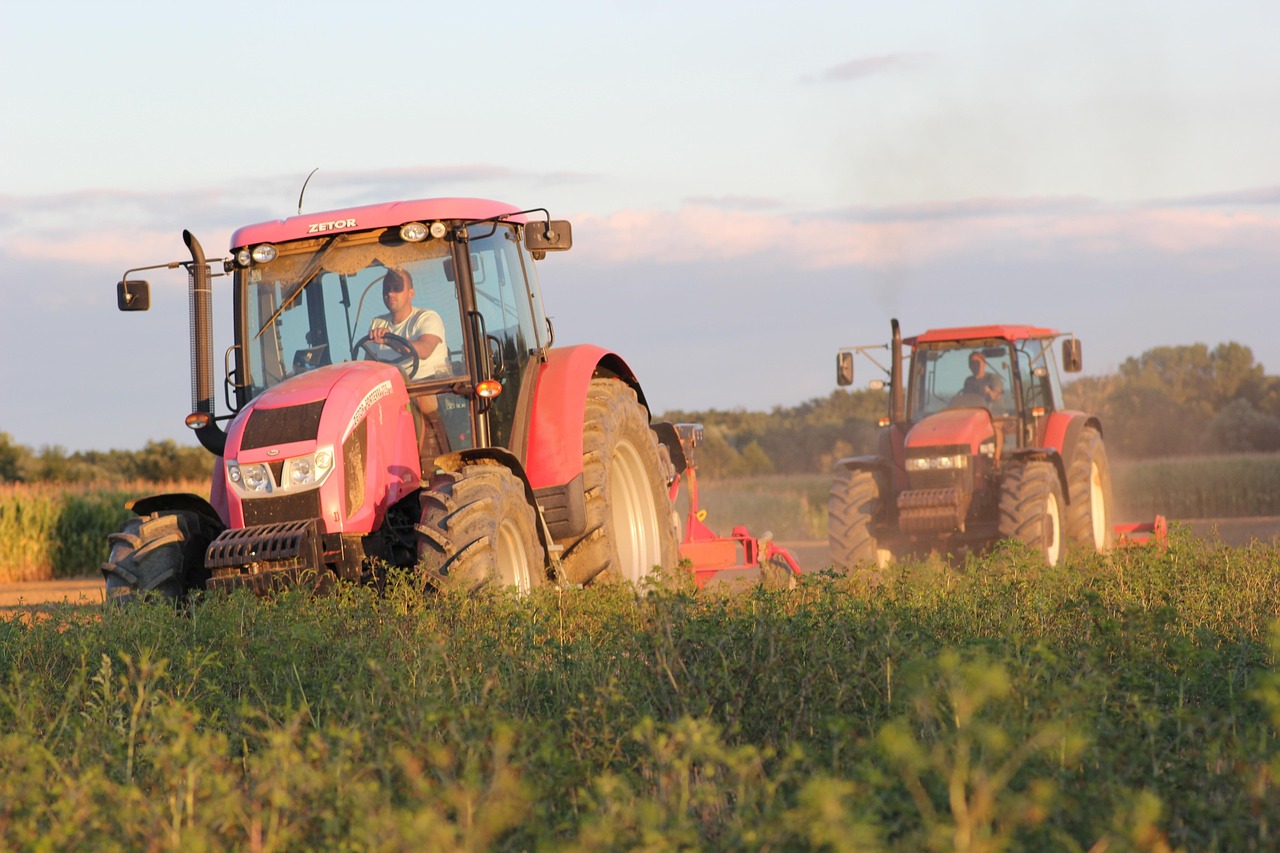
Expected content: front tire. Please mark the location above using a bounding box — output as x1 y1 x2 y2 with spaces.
417 462 547 593
557 379 679 587
101 510 217 604
1065 426 1114 552
997 461 1065 566
828 468 884 572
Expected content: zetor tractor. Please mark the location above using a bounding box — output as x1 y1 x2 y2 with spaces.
103 197 795 600
829 319 1114 569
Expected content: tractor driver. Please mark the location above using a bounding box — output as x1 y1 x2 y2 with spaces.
368 267 451 460
369 267 447 380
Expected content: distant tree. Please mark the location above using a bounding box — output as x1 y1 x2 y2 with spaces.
0 432 28 482
1204 399 1280 453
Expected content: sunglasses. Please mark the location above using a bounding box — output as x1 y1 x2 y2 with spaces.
383 280 407 293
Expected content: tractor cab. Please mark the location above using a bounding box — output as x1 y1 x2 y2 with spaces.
906 327 1072 458
227 200 567 467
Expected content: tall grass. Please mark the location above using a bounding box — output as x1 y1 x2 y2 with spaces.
1111 453 1280 520
1 536 1279 849
0 481 206 582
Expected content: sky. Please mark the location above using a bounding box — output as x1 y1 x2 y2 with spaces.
2 0 1278 453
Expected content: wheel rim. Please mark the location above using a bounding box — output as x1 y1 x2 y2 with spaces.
609 438 663 583
1088 461 1107 548
494 517 533 593
1044 490 1062 566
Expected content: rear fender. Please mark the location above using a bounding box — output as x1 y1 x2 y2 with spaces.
522 344 644 489
1041 411 1102 482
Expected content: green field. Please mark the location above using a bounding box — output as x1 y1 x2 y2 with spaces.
2 534 1279 850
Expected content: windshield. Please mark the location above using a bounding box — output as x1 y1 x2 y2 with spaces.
910 341 1016 419
240 228 465 398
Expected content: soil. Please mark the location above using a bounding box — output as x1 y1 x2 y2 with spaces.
4 517 1279 610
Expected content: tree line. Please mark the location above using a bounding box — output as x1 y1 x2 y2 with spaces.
3 341 1278 484
664 340 1280 477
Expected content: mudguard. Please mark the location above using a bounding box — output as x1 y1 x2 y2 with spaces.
1042 411 1103 477
522 344 644 489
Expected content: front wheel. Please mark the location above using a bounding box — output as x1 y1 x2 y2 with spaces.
828 468 884 572
557 379 679 587
997 461 1065 566
417 462 547 593
101 510 218 604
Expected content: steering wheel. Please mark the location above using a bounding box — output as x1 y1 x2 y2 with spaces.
352 332 420 380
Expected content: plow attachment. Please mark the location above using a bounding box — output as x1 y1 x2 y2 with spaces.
665 424 802 589
1113 515 1169 548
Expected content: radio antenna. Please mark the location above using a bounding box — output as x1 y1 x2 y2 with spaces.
297 167 319 214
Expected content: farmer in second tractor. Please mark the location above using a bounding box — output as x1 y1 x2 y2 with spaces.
368 266 451 459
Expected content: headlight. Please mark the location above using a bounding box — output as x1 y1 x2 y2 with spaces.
239 463 272 493
226 447 333 497
906 454 970 471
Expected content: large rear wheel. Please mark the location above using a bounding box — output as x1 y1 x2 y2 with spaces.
557 379 679 587
101 510 218 604
997 461 1064 566
1065 426 1114 552
417 462 547 593
828 468 884 572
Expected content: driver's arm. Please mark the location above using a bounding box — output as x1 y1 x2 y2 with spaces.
407 310 445 362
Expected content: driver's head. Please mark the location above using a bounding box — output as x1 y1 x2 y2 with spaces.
383 267 414 297
969 352 986 375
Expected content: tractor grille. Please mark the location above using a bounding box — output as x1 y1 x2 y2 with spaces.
240 401 325 450
242 490 322 527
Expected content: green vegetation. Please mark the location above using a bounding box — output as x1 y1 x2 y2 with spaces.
2 537 1279 850
0 482 206 582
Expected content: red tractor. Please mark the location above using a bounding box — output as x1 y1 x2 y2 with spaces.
104 197 796 600
829 319 1114 569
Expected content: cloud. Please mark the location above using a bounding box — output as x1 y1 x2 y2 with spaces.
574 195 1279 270
1167 184 1280 207
811 53 932 83
683 195 784 212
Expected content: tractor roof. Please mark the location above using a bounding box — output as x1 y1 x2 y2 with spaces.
907 324 1063 346
230 198 527 249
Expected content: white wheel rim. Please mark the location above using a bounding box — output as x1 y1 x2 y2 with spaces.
1044 490 1061 566
1089 461 1107 549
495 517 532 593
609 438 663 584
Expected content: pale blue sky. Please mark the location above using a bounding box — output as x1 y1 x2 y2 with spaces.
2 0 1278 451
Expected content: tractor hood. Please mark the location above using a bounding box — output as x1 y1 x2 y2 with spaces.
220 361 421 534
905 408 995 455
226 362 409 457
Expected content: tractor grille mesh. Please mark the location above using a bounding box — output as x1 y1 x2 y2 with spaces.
242 490 322 527
240 401 325 450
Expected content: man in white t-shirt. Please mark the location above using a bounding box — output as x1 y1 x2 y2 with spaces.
368 267 447 381
368 267 450 460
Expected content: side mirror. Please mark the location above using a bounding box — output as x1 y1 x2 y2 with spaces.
525 220 573 259
117 280 150 312
1061 338 1083 373
836 351 854 386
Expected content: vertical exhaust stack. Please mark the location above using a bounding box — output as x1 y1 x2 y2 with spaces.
890 318 905 427
183 230 226 456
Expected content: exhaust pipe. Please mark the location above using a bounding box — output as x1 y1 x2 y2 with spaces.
890 318 905 427
183 230 226 456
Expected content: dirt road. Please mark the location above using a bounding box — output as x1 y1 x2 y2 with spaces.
4 517 1278 609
